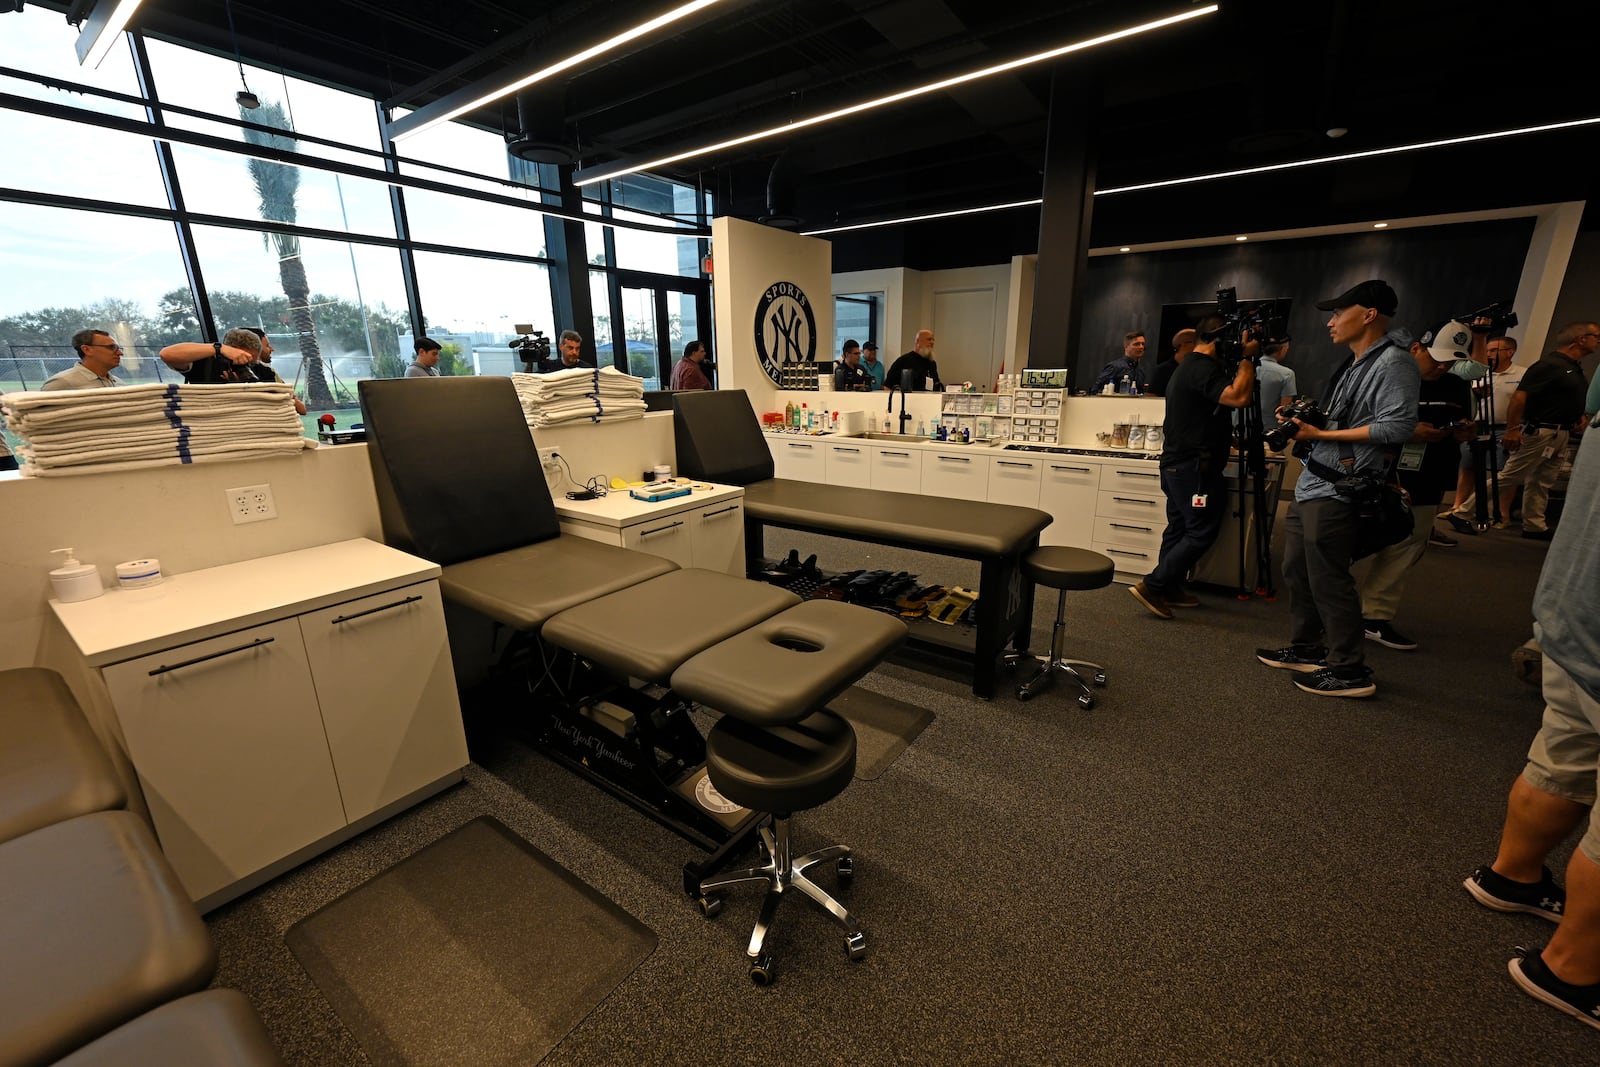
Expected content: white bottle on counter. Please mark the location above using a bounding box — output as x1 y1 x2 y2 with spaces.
49 547 103 603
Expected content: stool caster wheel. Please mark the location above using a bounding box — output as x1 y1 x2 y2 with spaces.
1016 686 1033 702
749 953 776 985
845 931 868 962
1093 671 1108 687
1077 694 1094 710
696 893 723 918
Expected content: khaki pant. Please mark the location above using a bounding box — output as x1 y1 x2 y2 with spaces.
1359 503 1440 621
1500 427 1568 531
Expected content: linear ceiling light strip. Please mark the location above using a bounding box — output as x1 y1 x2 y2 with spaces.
388 0 730 142
802 199 1043 236
78 0 147 69
1095 116 1600 196
573 5 1218 187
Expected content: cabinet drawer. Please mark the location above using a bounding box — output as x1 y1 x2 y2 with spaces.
299 581 466 824
690 501 745 575
1097 488 1166 522
770 438 825 481
824 443 872 488
623 514 696 569
988 455 1043 507
1092 539 1159 575
101 618 347 902
870 448 922 493
1100 463 1163 492
920 451 990 498
1093 515 1165 551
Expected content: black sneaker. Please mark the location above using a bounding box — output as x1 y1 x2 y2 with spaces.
1508 945 1600 1033
1294 665 1377 697
1445 513 1478 535
1428 529 1459 548
1363 619 1418 651
1463 864 1565 922
1129 581 1173 620
1256 644 1328 672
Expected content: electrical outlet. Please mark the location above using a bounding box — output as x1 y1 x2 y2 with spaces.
225 483 277 524
537 446 561 470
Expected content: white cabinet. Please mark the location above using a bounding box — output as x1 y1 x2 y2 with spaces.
51 540 468 910
987 454 1043 508
921 451 989 498
1093 460 1167 579
1038 458 1100 547
557 483 746 576
102 618 348 906
870 447 922 493
770 437 826 481
824 442 872 487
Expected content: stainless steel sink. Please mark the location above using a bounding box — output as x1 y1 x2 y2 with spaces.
851 431 994 446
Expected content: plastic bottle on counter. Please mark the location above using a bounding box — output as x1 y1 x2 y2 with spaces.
801 403 811 430
1119 373 1132 395
917 421 927 437
784 400 794 428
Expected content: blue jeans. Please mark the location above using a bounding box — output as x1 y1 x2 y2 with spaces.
1146 457 1227 595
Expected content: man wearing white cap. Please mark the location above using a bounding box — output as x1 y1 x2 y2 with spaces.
1357 321 1475 652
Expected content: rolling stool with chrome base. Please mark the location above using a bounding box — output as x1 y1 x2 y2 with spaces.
1003 546 1114 708
670 600 906 985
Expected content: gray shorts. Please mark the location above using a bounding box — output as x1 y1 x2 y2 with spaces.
1523 656 1600 863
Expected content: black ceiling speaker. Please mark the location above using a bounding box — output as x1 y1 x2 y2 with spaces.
504 90 577 166
759 153 803 230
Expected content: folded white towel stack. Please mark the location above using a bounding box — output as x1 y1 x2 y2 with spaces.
0 381 315 477
510 366 647 428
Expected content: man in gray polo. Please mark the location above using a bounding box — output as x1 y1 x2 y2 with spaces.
42 329 126 391
407 337 442 377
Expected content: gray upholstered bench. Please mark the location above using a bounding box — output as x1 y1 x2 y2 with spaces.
0 811 216 1067
51 991 283 1067
669 599 907 984
672 390 1053 699
0 668 124 845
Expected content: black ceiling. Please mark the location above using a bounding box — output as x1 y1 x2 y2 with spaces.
73 0 1600 261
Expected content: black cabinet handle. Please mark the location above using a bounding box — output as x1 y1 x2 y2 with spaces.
330 594 423 625
1049 464 1094 473
149 637 274 677
937 455 971 463
641 521 685 538
997 460 1036 469
701 505 739 519
1114 470 1159 479
880 450 911 457
1110 522 1153 532
1112 497 1157 505
831 446 861 453
1104 548 1149 558
786 442 814 449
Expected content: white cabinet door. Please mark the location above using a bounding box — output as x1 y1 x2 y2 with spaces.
921 451 989 498
771 438 826 482
298 581 467 824
1038 459 1099 547
623 513 697 569
988 455 1043 507
101 619 347 902
691 500 746 575
824 443 872 487
871 447 922 493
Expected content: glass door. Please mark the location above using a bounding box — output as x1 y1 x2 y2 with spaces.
615 273 709 389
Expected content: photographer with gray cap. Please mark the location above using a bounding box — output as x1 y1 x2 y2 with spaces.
1255 279 1419 698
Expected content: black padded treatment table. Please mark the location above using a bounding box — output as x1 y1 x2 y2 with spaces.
672 390 1054 698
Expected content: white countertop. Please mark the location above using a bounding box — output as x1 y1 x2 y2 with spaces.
50 538 440 667
553 480 743 529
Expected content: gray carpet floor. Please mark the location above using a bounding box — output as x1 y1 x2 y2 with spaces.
206 523 1591 1065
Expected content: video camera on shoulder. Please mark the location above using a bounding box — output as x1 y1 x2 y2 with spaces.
509 324 551 372
1208 287 1289 365
1262 397 1326 453
1457 299 1518 334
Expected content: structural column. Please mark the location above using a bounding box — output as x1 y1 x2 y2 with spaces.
1027 65 1098 385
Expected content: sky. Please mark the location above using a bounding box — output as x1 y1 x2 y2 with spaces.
0 8 692 338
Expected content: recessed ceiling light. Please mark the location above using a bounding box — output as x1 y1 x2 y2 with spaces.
1096 116 1600 197
1374 222 1389 228
576 4 1219 186
1119 247 1131 252
1235 235 1248 241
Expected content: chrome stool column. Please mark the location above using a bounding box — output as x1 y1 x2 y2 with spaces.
1003 546 1114 708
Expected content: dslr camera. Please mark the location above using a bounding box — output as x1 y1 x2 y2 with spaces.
1262 397 1326 453
1458 299 1518 334
509 324 551 372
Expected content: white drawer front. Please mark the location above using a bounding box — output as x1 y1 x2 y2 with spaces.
921 451 989 498
988 455 1043 507
1099 463 1163 492
1097 488 1166 523
824 443 872 487
1093 514 1165 551
771 438 825 481
690 501 745 575
871 448 923 493
1092 539 1159 575
622 514 696 569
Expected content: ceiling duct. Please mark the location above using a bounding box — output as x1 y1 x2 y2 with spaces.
504 90 578 166
759 153 803 230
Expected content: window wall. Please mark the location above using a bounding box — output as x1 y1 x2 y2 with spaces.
0 5 710 435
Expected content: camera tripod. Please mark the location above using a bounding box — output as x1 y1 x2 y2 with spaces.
1458 361 1508 529
1230 372 1280 600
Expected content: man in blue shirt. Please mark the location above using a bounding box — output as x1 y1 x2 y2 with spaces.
1255 337 1298 443
1256 279 1419 698
1091 331 1149 394
861 342 885 391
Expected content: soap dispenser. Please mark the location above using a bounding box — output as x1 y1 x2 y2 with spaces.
49 547 103 603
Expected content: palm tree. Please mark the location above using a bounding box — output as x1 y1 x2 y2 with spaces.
240 101 334 408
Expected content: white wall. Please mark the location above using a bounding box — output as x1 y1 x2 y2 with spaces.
1 445 381 672
712 216 834 417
